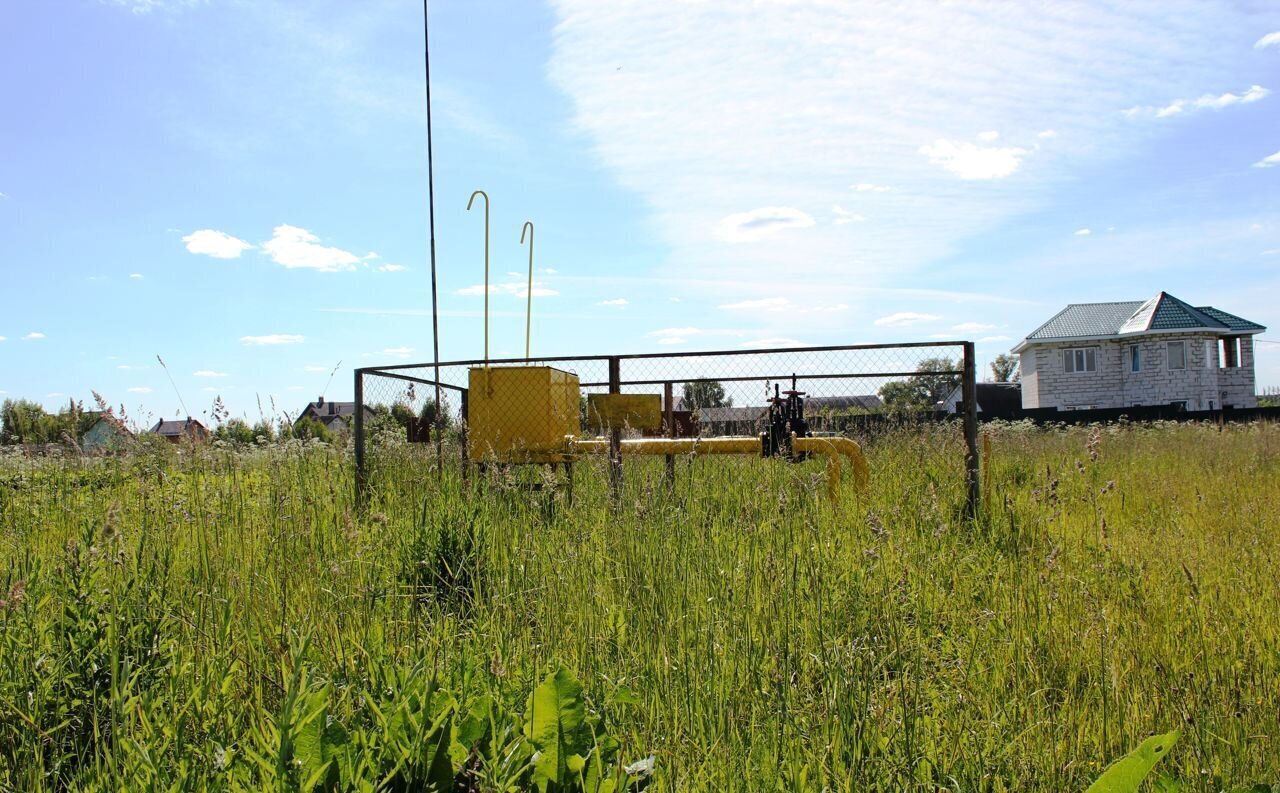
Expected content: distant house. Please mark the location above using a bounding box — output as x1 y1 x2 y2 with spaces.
942 382 1022 415
694 406 767 437
81 415 131 452
693 394 885 436
150 417 210 443
1013 292 1266 411
295 397 375 433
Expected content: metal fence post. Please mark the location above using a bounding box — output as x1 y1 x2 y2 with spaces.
354 368 367 510
962 342 980 519
608 356 622 501
460 388 470 484
663 381 675 485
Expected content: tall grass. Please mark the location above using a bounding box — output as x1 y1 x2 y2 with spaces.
1 422 1277 790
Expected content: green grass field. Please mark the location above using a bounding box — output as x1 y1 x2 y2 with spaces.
1 422 1277 791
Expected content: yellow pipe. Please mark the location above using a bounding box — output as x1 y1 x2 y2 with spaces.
793 436 870 492
567 434 869 498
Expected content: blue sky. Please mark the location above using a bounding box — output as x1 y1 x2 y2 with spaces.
2 0 1278 425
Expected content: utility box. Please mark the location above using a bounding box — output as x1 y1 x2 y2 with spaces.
467 366 581 462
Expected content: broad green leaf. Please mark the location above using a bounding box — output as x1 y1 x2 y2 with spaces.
1086 730 1180 793
425 710 456 789
527 667 589 790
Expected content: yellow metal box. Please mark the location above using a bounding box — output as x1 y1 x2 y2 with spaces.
467 366 580 462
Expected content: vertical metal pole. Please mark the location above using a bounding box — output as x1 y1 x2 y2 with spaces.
962 342 980 519
354 369 367 510
460 389 470 484
423 0 444 478
608 357 622 501
664 381 675 485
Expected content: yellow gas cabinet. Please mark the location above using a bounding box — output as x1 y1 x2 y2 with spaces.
466 366 580 462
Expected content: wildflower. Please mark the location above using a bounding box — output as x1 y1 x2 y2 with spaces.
624 755 656 777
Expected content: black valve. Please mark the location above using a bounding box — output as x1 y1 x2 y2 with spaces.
761 374 809 459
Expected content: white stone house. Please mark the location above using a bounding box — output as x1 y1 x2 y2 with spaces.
1013 292 1265 411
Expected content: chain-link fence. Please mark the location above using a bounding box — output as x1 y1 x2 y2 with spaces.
354 341 978 511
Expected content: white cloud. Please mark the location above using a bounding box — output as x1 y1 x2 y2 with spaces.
977 130 1000 141
373 346 416 359
599 298 628 306
1037 129 1057 139
1255 32 1280 49
953 322 996 332
832 205 866 225
0 336 5 342
543 268 559 274
456 280 558 298
920 139 1028 179
978 335 1012 343
1125 84 1269 119
193 370 228 377
183 229 254 259
129 273 143 279
741 337 806 348
23 332 45 340
376 263 408 273
719 297 790 312
304 365 329 373
852 183 890 192
715 207 815 243
874 312 941 327
262 225 364 272
548 2 1277 290
241 334 304 345
1253 150 1280 169
1075 228 1092 236
127 386 153 394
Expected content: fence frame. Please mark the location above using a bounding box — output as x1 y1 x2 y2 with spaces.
354 340 979 515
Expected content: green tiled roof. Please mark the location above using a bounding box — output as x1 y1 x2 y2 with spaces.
1195 306 1267 333
1022 292 1266 344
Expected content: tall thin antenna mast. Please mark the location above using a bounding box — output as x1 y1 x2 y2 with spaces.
321 359 342 399
155 354 190 418
423 0 444 473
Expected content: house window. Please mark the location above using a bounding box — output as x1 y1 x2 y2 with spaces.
1171 400 1188 411
1204 340 1213 369
1128 345 1141 373
1167 341 1186 370
1063 347 1097 373
1221 336 1240 368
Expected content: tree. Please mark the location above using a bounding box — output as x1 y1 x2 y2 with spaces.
293 416 332 442
877 357 961 411
215 418 255 444
682 380 732 410
990 353 1020 383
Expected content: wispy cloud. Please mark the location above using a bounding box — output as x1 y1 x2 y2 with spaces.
192 370 228 377
874 312 941 327
364 346 415 359
831 205 865 225
1253 150 1280 169
241 334 304 345
715 207 815 243
919 139 1028 180
127 386 153 394
1124 85 1269 119
953 322 996 332
304 365 329 373
376 263 407 272
718 297 848 314
978 335 1012 343
183 229 254 259
23 331 45 341
456 280 558 298
1255 31 1280 50
646 326 743 346
741 337 806 348
599 298 628 306
1075 228 1092 236
548 2 1274 295
262 225 365 272
129 273 143 279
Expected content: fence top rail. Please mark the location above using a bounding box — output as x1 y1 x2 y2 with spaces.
360 339 972 374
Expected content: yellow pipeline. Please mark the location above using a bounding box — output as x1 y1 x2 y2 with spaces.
793 435 870 497
567 435 868 498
